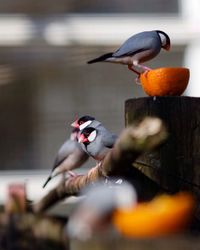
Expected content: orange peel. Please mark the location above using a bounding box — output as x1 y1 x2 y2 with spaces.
139 67 190 96
112 192 195 238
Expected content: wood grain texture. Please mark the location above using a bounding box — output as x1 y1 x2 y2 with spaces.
72 236 200 250
125 96 200 218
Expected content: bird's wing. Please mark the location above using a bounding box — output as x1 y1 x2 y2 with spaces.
43 176 52 188
100 128 118 148
52 140 77 170
113 31 159 58
87 52 113 64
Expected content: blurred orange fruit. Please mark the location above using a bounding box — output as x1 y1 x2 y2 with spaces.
139 67 190 96
113 192 195 238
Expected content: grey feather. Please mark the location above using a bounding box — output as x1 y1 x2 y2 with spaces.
53 140 80 169
43 139 89 188
113 31 161 58
87 30 170 67
81 126 117 161
99 126 118 148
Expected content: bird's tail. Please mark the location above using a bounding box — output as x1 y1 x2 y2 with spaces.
87 52 113 64
43 176 52 188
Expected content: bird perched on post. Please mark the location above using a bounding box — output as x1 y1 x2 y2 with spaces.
87 30 170 74
71 115 101 131
78 126 117 162
42 128 89 188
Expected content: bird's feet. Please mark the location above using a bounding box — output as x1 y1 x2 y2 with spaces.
135 75 141 85
96 161 102 168
134 69 150 85
128 64 151 74
128 65 140 75
141 65 151 72
128 65 150 85
67 171 78 178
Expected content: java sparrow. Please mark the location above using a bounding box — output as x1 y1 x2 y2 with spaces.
71 115 101 131
87 30 170 74
67 180 137 240
78 126 117 162
43 128 89 188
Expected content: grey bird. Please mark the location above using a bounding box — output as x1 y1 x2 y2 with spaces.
87 30 170 74
78 126 117 162
67 180 137 240
71 115 101 131
43 128 89 188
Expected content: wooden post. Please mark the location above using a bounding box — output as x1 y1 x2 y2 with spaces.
125 96 200 218
71 236 200 250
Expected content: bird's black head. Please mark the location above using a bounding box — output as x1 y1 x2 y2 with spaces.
78 127 97 145
71 115 95 130
156 30 171 51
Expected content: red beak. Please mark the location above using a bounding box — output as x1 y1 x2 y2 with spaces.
164 43 171 51
78 134 88 143
71 120 79 128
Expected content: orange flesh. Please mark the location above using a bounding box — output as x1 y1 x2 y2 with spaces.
139 67 190 96
113 192 195 238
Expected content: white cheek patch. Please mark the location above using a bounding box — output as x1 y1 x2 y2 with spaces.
88 130 97 142
80 120 92 131
158 33 167 46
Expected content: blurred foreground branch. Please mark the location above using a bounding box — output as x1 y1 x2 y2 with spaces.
33 117 167 213
0 214 67 250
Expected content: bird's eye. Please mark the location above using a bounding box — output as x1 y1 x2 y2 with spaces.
79 121 84 125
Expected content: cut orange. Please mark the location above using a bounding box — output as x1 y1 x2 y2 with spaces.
112 192 195 238
139 67 190 96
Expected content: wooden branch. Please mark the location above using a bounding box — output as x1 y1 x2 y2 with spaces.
0 213 67 250
33 117 167 213
0 183 68 250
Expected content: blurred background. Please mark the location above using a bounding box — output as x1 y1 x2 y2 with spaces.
0 0 200 203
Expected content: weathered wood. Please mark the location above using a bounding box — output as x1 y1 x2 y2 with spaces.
71 236 200 250
0 182 69 250
0 213 68 250
125 96 200 218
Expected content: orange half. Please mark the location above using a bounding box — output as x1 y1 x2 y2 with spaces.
139 67 190 96
113 192 195 238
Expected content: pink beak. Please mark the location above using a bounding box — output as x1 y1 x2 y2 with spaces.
164 43 171 51
78 134 88 143
71 120 79 128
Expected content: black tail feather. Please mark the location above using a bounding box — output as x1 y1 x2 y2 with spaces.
43 176 52 188
87 52 113 64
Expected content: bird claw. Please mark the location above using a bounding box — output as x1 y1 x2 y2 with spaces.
67 171 77 177
97 162 102 168
142 66 151 71
135 76 141 85
134 67 151 85
128 65 140 75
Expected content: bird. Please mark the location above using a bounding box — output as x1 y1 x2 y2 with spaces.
66 180 137 240
87 30 170 74
42 128 89 188
71 115 101 131
72 115 117 162
78 126 117 162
